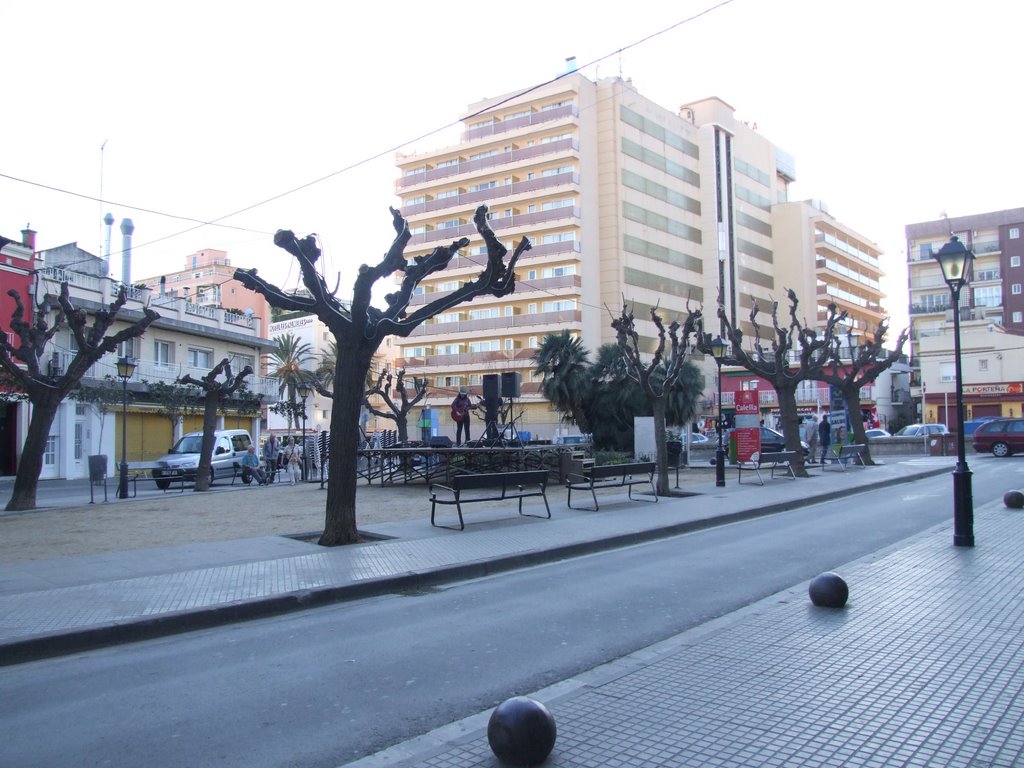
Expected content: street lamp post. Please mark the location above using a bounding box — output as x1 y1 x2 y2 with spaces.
709 335 728 487
116 356 136 499
298 382 310 482
933 235 975 547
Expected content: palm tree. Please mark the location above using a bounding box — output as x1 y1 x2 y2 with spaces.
316 340 339 389
533 330 592 432
268 333 314 430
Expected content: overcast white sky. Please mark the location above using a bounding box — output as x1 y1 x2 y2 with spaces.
4 0 1021 334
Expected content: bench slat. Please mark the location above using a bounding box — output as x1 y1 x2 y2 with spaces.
430 471 552 530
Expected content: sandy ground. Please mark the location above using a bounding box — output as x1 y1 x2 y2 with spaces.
0 471 708 563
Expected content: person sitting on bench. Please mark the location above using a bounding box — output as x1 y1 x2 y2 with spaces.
241 445 268 486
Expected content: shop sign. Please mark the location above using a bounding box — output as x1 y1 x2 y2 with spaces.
962 383 1023 396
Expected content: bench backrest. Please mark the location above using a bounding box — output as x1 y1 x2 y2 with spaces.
758 451 795 462
451 470 549 491
589 462 655 479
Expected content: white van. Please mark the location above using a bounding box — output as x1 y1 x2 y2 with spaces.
151 429 252 488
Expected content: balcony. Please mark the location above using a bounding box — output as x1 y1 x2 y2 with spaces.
64 351 280 400
909 303 952 316
408 195 580 246
433 240 581 274
397 346 542 369
409 308 582 337
402 174 580 217
396 138 578 191
411 274 580 308
461 105 578 142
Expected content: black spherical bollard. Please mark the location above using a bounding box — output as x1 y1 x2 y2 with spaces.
487 696 556 766
1004 490 1024 509
808 572 849 608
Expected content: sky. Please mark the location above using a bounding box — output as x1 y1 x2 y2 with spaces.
3 0 1022 336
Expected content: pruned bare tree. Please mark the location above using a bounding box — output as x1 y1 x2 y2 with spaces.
610 300 704 494
811 319 910 463
180 358 254 491
1 283 158 511
363 368 428 442
699 290 847 477
235 204 530 545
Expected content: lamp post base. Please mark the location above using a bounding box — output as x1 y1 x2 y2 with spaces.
952 463 974 547
118 460 129 500
715 447 726 487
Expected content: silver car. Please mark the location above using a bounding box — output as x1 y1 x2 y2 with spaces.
151 429 253 489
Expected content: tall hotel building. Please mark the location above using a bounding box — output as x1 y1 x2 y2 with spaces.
394 72 885 438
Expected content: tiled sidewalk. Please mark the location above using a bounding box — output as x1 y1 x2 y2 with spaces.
345 496 1024 767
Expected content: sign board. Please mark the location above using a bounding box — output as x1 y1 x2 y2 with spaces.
734 390 759 416
828 412 847 428
735 427 760 463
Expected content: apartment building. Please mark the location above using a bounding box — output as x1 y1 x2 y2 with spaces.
0 227 37 475
772 200 885 339
394 74 806 440
136 247 270 329
4 241 278 480
906 207 1024 423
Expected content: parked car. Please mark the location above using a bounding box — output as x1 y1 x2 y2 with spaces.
864 428 891 439
151 429 253 489
894 423 949 437
971 418 1024 457
687 432 710 444
963 416 1000 436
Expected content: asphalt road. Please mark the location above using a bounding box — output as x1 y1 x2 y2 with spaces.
0 462 1011 768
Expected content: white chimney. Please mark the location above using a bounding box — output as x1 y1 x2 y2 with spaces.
120 218 134 285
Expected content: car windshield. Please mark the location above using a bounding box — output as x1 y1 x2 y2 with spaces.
170 436 204 454
896 426 921 436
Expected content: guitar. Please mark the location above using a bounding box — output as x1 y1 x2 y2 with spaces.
451 396 481 422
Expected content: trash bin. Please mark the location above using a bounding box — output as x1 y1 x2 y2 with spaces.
943 434 958 456
927 436 943 456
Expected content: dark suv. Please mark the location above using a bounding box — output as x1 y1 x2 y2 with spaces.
971 418 1024 457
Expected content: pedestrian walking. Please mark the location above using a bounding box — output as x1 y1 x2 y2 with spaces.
262 434 279 484
283 436 302 485
804 418 818 459
818 414 832 464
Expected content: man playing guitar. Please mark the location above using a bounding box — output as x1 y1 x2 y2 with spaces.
451 387 479 445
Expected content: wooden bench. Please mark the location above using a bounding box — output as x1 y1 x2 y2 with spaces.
824 443 868 471
737 451 797 485
566 461 657 511
429 470 552 531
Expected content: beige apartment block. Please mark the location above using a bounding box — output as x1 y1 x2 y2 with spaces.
772 200 886 339
392 73 867 442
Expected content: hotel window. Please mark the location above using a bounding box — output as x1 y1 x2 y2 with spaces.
979 359 988 372
438 219 461 229
469 181 497 192
541 199 574 210
973 286 1002 307
469 340 500 352
154 340 172 367
541 99 573 111
541 165 575 177
543 299 577 312
504 339 515 350
1014 284 1022 295
437 281 461 292
469 307 500 320
436 158 460 168
188 347 213 369
541 232 576 244
469 149 499 160
1010 227 1020 239
436 344 461 355
527 269 537 280
436 312 461 323
436 189 459 199
529 336 538 347
1014 312 1023 323
1011 256 1021 268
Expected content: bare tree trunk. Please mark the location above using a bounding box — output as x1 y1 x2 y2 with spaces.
4 395 60 511
321 348 374 546
193 396 220 492
652 397 671 495
842 386 875 464
776 386 809 478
